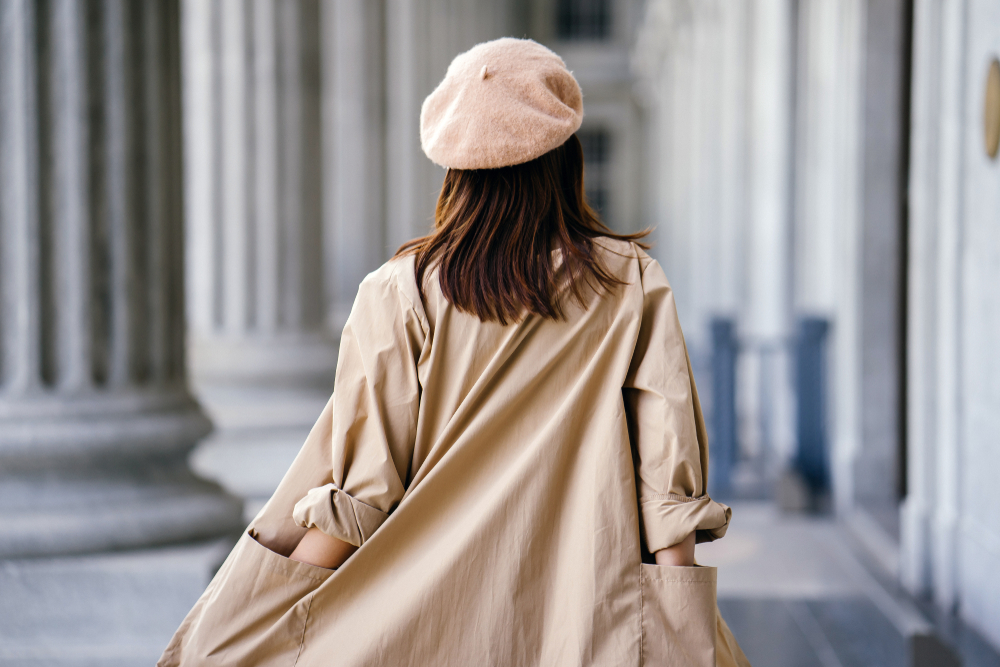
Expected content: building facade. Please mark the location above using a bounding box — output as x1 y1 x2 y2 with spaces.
529 0 646 233
634 0 1000 649
903 0 1000 646
5 0 998 653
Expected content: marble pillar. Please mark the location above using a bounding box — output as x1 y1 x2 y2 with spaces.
854 0 911 513
633 0 796 483
183 0 334 390
180 0 334 522
954 0 1000 639
185 0 526 376
743 0 797 468
800 0 911 521
0 0 243 558
904 0 1000 643
901 0 966 614
322 0 386 333
900 0 943 598
181 0 526 519
385 0 527 253
788 0 866 516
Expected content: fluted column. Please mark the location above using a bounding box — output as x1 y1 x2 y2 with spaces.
743 0 797 466
183 0 333 389
322 0 386 332
384 0 527 253
0 0 242 557
633 0 797 483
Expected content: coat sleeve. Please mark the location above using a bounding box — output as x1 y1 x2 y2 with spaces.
291 266 427 547
623 258 731 552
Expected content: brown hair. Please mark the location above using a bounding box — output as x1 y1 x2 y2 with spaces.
395 134 649 325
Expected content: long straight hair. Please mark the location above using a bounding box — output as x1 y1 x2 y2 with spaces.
395 134 649 325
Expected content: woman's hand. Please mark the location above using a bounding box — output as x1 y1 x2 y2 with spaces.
289 527 358 569
653 531 695 567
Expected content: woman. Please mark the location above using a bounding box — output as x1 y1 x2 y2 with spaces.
161 38 748 667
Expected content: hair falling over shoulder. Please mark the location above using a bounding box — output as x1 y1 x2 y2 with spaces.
395 134 649 325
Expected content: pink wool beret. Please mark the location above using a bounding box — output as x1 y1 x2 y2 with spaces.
420 38 584 170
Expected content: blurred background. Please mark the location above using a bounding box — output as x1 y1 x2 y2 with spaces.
1 0 1000 665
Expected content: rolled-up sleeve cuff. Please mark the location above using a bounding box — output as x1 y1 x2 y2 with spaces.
291 483 390 547
641 493 732 552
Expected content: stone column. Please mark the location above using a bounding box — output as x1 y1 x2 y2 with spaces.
742 0 797 470
183 0 334 389
853 0 911 515
322 0 386 332
182 0 525 518
384 0 527 253
634 0 794 488
181 0 333 521
0 0 242 558
902 0 966 612
792 0 866 515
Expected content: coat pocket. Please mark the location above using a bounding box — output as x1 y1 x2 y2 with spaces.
640 563 718 667
178 530 335 667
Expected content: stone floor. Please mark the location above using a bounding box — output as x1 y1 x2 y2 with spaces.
0 540 230 666
699 503 1000 667
3 410 1000 666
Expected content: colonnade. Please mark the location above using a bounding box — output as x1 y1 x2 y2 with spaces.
182 0 525 390
0 0 242 557
634 0 909 515
182 0 333 387
0 0 527 557
634 0 1000 646
902 0 1000 644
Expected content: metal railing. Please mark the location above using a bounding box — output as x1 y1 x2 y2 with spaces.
708 316 831 501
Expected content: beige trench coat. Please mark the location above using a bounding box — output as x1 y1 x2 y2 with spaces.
160 240 750 667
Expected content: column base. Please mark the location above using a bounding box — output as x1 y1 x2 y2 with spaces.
189 384 332 522
0 390 244 558
189 333 338 389
0 472 243 559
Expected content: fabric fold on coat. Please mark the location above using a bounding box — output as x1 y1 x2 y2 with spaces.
624 252 731 552
292 483 390 547
640 493 732 550
288 261 427 547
